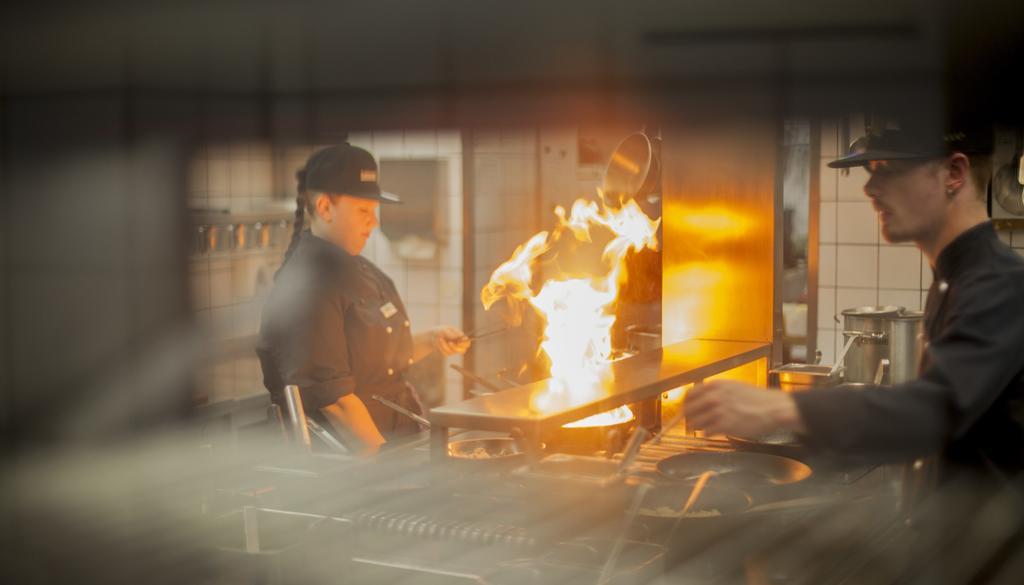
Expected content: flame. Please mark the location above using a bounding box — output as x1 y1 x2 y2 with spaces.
481 196 660 427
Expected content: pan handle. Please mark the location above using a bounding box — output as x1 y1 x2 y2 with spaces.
371 394 431 429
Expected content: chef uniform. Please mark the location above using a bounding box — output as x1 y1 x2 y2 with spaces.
794 130 1024 488
256 146 425 444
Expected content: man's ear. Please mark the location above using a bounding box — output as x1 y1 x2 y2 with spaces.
313 193 333 222
946 153 970 196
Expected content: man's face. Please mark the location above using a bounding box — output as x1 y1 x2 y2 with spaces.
323 194 379 255
863 159 948 244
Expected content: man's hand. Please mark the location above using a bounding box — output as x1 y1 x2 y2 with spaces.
685 380 806 438
431 326 471 356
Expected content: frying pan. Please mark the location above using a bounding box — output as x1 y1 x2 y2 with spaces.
656 451 811 487
602 132 660 202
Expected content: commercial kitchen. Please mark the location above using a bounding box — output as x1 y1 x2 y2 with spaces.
3 2 1024 585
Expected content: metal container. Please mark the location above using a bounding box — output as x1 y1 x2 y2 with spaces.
841 306 924 384
888 310 925 383
768 363 842 391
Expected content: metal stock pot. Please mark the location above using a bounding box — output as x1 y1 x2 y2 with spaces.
841 306 924 384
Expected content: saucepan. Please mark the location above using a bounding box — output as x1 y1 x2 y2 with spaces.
656 451 812 488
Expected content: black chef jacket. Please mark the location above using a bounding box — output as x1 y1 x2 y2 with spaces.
795 222 1024 484
256 231 423 439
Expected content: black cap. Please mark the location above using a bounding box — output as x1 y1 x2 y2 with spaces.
299 143 400 203
829 122 993 169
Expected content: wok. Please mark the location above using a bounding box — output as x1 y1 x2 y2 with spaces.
656 451 811 487
602 132 660 201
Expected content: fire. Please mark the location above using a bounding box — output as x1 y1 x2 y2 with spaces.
481 196 660 427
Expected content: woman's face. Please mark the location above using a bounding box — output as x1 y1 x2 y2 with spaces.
316 194 380 255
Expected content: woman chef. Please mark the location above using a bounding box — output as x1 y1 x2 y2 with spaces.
257 143 469 455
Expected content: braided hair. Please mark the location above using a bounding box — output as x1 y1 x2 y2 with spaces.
274 168 309 280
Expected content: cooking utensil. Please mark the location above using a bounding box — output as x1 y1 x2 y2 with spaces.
370 394 431 429
726 429 801 448
656 451 812 486
602 132 660 201
449 364 505 393
283 385 312 451
457 325 508 343
596 482 652 585
616 428 651 475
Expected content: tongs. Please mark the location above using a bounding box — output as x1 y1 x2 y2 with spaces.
371 394 431 429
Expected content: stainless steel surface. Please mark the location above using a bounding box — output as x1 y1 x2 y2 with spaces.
831 335 857 375
769 363 843 391
626 324 663 353
602 133 655 201
283 385 312 451
348 509 535 549
243 505 260 553
429 339 770 437
874 359 890 385
841 306 901 384
841 307 923 385
371 394 431 429
888 310 924 384
306 418 349 453
656 451 812 486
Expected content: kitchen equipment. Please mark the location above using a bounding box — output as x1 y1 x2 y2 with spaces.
371 394 431 429
656 451 812 487
602 132 660 201
768 363 842 391
841 306 900 383
427 339 771 461
841 306 924 384
283 385 312 451
888 310 924 384
625 324 662 353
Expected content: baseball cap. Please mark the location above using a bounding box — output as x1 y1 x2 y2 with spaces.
828 121 993 169
299 143 401 203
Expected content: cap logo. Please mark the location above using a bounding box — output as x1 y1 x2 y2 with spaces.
360 169 378 182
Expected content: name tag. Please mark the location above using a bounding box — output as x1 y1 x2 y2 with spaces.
380 302 398 319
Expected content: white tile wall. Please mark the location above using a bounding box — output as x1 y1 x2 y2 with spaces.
817 286 837 329
836 287 878 313
836 166 870 201
878 288 922 311
836 245 878 288
835 201 878 244
878 246 922 289
818 329 839 365
818 244 836 287
819 202 837 243
820 160 838 201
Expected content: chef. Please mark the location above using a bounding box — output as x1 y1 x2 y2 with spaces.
685 122 1024 488
257 143 470 456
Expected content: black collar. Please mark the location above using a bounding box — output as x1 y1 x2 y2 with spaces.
934 221 998 281
299 230 359 266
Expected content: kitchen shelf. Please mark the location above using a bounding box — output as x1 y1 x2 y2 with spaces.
427 338 771 459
